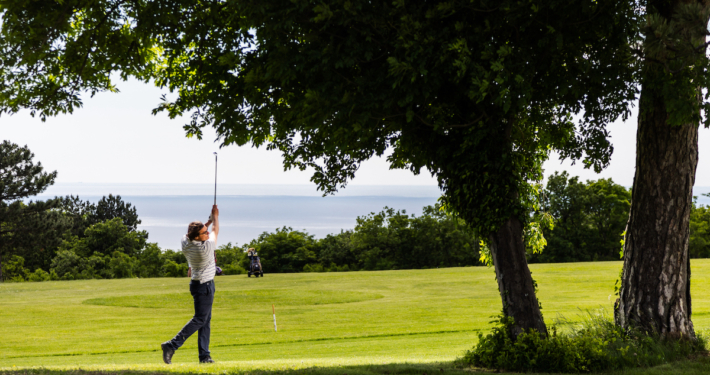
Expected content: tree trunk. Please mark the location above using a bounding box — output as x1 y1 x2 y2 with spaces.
0 252 3 282
489 214 547 337
615 87 698 338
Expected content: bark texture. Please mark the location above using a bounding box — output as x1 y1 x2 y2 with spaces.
489 215 547 337
616 88 698 338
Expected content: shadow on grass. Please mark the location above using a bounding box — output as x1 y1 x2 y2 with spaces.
2 362 484 375
3 358 710 375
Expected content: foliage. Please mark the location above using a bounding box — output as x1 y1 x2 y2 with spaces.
160 249 187 265
48 220 179 280
0 140 56 202
90 194 142 231
136 243 163 278
245 227 319 273
461 310 707 373
0 0 639 236
0 144 145 280
347 205 480 270
0 142 176 281
315 231 356 271
531 172 631 263
242 204 480 273
26 268 51 282
0 200 71 274
59 217 148 258
161 259 188 278
56 195 97 237
50 249 110 280
108 251 139 279
690 194 710 258
145 0 634 235
0 140 64 280
349 208 409 271
2 255 29 282
637 3 710 130
58 194 141 236
214 242 247 275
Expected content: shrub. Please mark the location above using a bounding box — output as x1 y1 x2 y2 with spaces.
303 263 325 272
136 243 163 278
460 310 706 373
221 262 246 275
28 268 51 282
108 250 138 278
162 259 188 277
160 249 187 265
215 242 244 264
243 227 318 273
3 255 29 282
50 250 110 280
50 249 83 279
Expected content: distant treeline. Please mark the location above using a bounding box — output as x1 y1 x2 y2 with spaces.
0 198 482 281
531 172 710 262
530 172 632 263
2 176 710 282
0 195 195 282
219 205 481 274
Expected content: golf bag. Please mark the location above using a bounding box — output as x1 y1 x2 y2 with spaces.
248 251 264 277
215 253 223 276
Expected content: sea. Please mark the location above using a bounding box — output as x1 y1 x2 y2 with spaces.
34 183 710 251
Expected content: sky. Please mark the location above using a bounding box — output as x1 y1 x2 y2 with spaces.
1 78 709 191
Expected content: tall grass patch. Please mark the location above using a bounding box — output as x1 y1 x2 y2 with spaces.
461 310 707 373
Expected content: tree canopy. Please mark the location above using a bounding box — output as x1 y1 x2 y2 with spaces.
0 0 637 231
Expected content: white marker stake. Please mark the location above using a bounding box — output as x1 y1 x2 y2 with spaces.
272 304 278 331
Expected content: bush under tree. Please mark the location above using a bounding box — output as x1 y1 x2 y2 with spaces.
461 311 706 373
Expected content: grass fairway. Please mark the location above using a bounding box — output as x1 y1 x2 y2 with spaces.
3 260 710 374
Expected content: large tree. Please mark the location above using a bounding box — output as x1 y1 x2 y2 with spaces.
0 140 62 280
0 0 636 335
615 0 710 338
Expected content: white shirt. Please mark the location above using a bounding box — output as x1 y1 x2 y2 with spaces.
181 235 216 284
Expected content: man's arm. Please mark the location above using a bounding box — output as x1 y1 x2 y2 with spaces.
209 205 219 242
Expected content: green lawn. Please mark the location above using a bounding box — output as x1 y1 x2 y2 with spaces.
2 260 710 374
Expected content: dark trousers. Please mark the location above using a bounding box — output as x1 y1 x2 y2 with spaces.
167 280 214 360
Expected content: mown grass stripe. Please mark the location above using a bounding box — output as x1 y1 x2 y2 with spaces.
2 329 484 360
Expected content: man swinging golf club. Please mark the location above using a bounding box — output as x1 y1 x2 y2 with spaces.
161 205 219 364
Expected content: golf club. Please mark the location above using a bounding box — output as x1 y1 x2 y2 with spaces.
209 152 217 222
213 151 218 205
210 151 224 276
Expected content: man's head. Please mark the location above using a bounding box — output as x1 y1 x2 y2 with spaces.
187 221 210 241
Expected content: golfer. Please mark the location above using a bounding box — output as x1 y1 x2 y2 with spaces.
161 205 219 364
